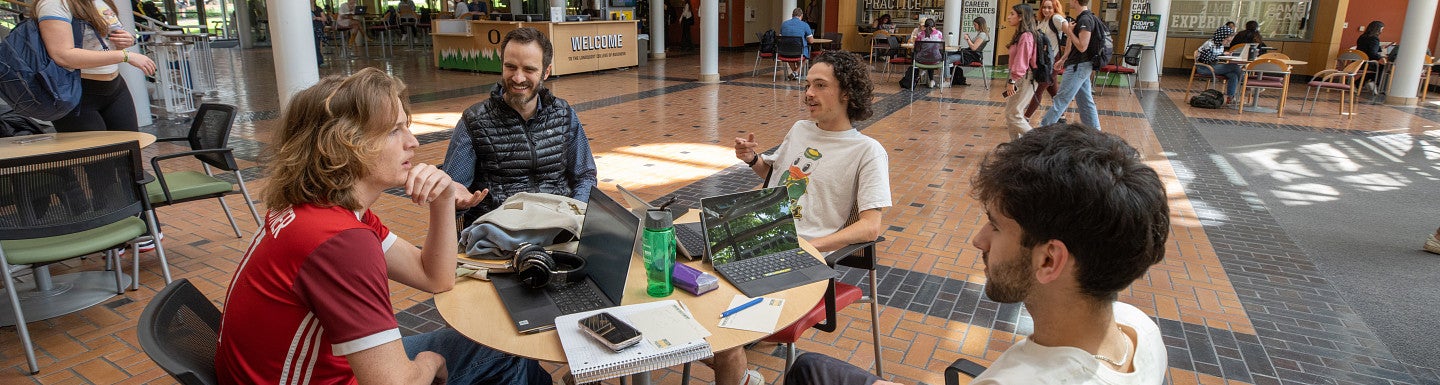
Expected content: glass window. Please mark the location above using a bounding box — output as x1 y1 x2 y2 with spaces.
1169 0 1316 40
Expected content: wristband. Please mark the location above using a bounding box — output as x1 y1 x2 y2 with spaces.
122 50 129 63
745 154 760 166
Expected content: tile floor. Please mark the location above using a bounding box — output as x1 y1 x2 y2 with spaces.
2 43 1438 385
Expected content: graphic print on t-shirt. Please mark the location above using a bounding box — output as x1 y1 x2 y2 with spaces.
781 147 822 219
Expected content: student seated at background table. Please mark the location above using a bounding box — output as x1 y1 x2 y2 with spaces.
783 123 1169 385
214 68 545 385
1195 25 1242 104
724 50 893 385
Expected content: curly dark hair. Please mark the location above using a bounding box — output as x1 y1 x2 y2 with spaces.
971 123 1170 301
810 51 874 122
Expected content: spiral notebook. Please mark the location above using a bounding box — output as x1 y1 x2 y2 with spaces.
556 300 714 383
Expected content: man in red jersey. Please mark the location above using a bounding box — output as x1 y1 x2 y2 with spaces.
214 68 548 385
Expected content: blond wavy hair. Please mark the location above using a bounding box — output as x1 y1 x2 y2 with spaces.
262 68 411 211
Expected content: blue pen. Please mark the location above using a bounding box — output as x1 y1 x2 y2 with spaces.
722 297 764 318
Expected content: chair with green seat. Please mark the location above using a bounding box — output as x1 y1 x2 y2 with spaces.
909 40 948 89
147 103 262 241
1 141 168 375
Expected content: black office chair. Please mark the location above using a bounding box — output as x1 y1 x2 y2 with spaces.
147 103 262 240
774 36 809 82
137 278 221 385
944 358 987 385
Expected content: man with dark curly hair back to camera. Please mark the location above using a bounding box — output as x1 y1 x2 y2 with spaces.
721 50 893 385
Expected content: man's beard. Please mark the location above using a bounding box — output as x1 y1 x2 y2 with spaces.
504 78 544 107
982 247 1035 303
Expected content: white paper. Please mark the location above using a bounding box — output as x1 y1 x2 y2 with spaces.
625 302 711 349
716 295 785 333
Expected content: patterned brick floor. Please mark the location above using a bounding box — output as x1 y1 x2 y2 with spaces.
2 45 1438 385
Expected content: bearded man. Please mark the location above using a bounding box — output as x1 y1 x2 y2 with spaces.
442 27 598 224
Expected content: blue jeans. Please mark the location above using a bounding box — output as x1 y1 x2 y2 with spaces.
402 328 550 385
1041 61 1100 130
1196 63 1242 98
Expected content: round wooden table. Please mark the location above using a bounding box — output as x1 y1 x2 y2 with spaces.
436 221 829 364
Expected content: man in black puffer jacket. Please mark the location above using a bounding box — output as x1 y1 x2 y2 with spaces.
443 27 598 224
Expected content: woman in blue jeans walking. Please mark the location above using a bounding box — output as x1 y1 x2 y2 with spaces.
1194 25 1242 104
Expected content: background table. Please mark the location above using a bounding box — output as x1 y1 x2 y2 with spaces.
437 217 829 364
0 131 156 327
0 131 156 161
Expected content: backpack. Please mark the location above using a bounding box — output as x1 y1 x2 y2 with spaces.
1188 89 1225 109
1047 17 1066 49
1030 32 1054 83
0 19 101 121
1081 11 1113 68
759 29 777 54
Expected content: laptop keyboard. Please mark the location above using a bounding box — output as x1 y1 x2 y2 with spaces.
715 249 823 284
675 224 706 256
550 281 609 315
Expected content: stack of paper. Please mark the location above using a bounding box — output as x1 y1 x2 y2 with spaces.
557 300 713 383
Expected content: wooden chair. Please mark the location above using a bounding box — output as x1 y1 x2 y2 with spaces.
1238 58 1293 117
1186 59 1222 100
869 31 894 67
1420 56 1437 101
1301 60 1363 116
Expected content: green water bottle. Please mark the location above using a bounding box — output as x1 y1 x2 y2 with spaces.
642 208 676 297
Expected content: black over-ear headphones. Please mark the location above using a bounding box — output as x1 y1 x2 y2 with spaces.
513 243 587 288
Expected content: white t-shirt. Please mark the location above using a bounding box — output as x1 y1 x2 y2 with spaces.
1039 14 1065 58
453 2 470 19
36 0 119 75
971 302 1168 385
338 2 358 27
760 120 892 244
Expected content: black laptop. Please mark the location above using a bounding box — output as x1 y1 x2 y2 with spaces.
700 187 834 298
614 184 706 260
492 187 637 334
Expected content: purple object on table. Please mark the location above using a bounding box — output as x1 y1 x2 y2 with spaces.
672 262 718 296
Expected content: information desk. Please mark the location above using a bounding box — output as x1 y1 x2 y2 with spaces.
433 20 638 75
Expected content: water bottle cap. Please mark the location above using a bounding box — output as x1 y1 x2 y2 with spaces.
644 209 672 229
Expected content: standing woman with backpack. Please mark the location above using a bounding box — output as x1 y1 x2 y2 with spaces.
35 0 156 132
1001 3 1038 139
1026 0 1065 118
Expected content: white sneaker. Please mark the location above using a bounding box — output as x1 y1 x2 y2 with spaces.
929 79 937 88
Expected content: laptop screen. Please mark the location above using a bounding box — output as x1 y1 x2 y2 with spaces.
699 187 799 266
575 187 638 304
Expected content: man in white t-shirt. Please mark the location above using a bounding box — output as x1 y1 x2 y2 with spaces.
783 123 1170 385
720 51 891 385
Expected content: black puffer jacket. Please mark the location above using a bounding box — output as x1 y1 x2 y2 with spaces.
459 85 577 218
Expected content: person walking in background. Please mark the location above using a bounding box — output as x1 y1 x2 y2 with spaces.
679 1 695 49
1001 4 1039 139
1041 0 1102 130
1356 21 1387 94
1026 0 1065 118
34 0 157 133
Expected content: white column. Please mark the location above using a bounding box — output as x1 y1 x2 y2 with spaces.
1386 0 1438 105
266 0 320 107
511 0 522 14
943 0 961 46
782 0 796 22
650 0 665 58
1137 0 1168 88
236 0 253 48
114 4 152 127
699 0 719 82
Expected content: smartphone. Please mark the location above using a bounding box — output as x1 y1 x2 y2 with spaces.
578 312 643 352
